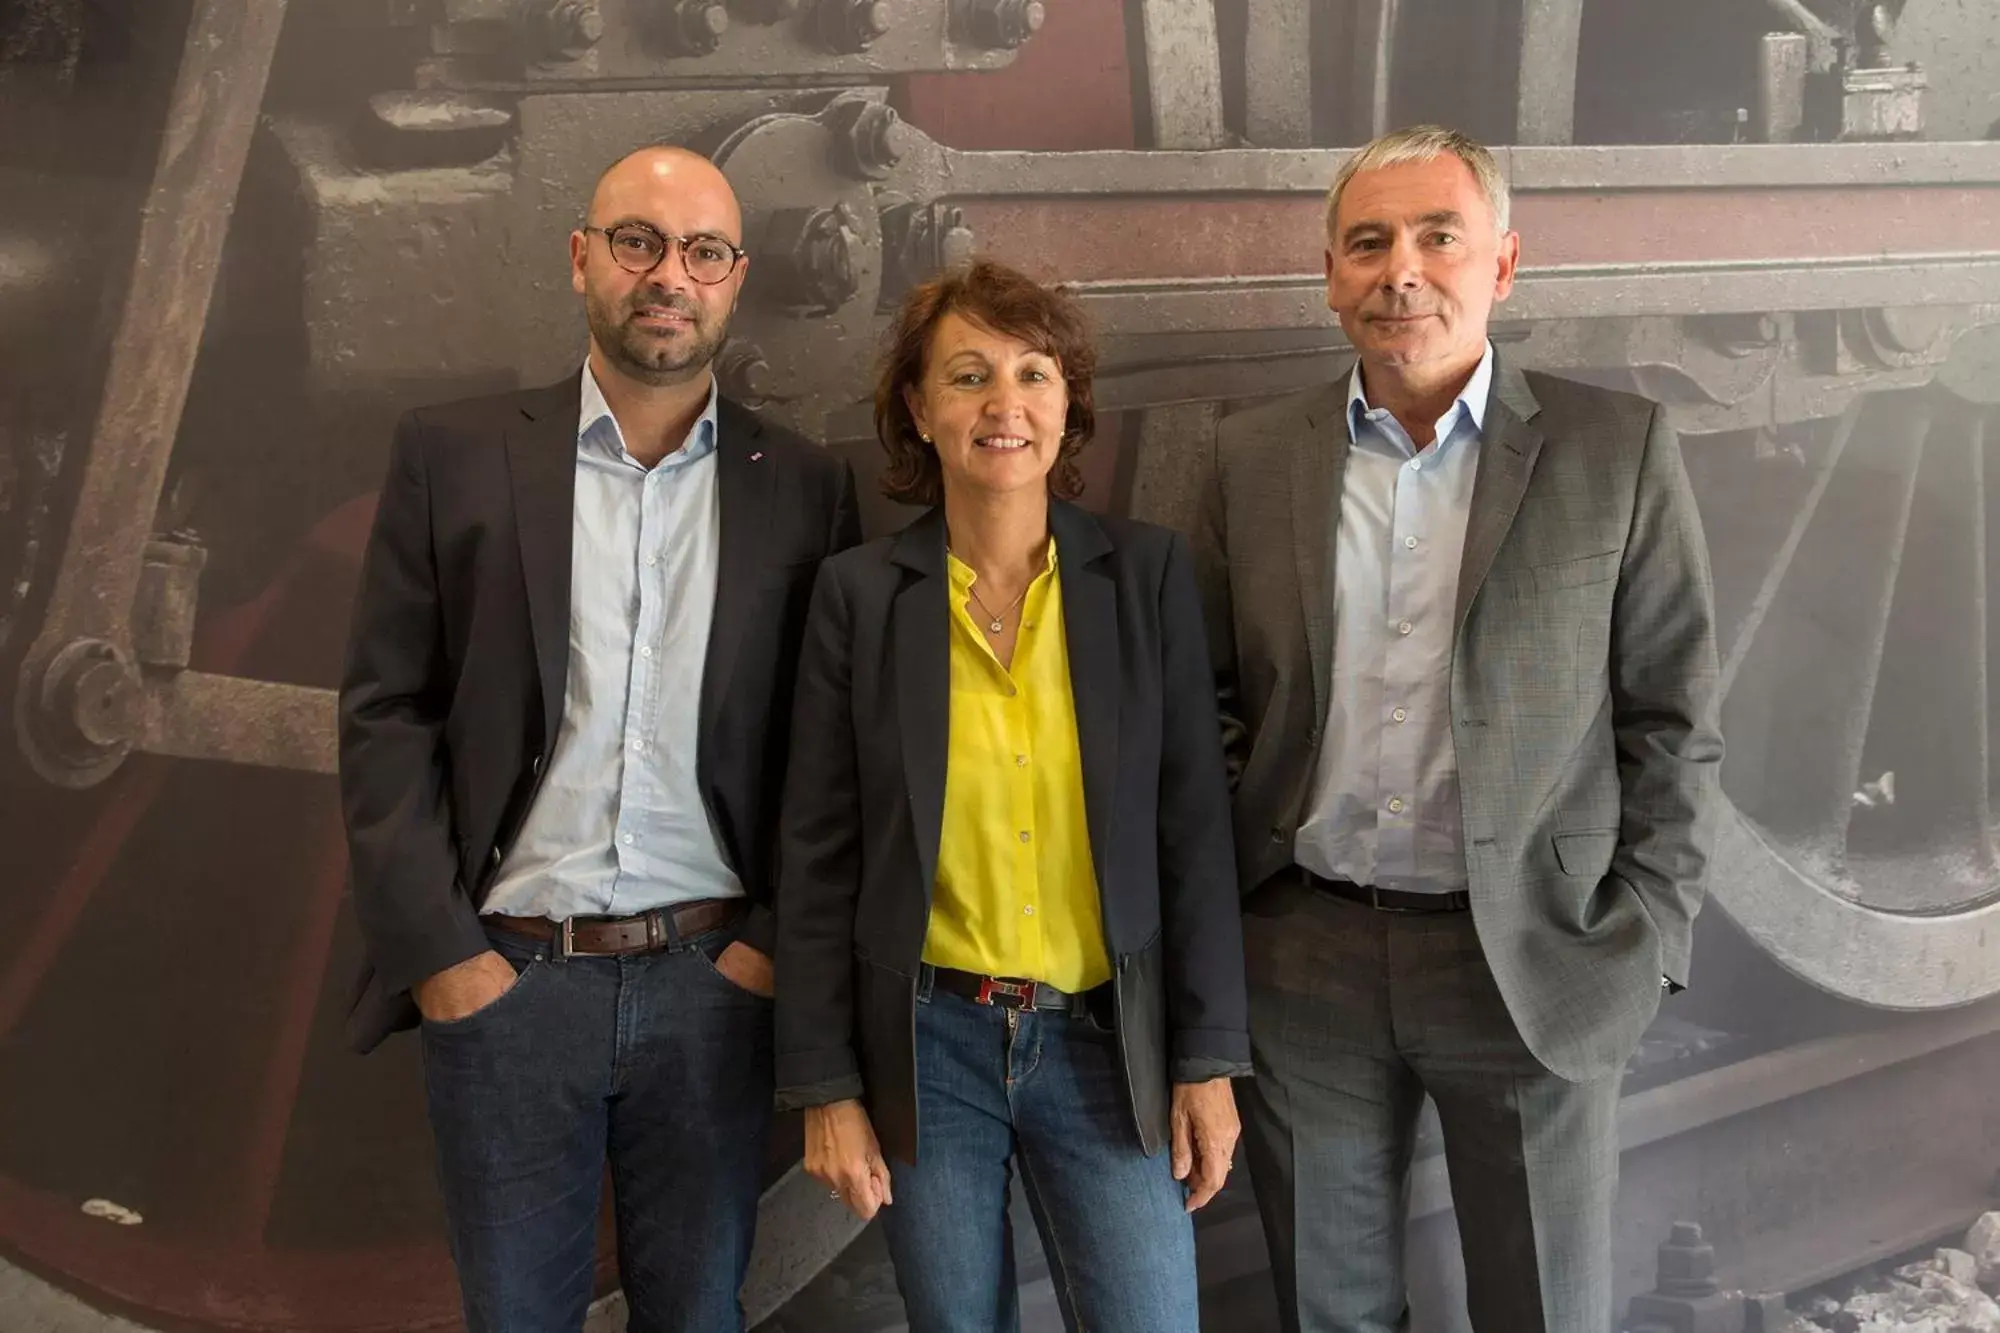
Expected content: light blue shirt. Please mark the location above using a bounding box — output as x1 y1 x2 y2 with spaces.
482 363 743 920
1293 341 1494 895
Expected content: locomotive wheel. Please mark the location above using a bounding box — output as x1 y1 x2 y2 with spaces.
0 503 476 1330
0 489 881 1330
1703 386 2000 1008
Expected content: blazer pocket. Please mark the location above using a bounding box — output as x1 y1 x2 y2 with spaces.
1529 548 1620 592
1552 828 1619 878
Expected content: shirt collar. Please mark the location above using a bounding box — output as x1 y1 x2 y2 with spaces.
1346 339 1496 446
946 539 1060 592
578 360 720 468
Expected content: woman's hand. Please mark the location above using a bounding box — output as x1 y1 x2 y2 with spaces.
1170 1077 1241 1212
804 1099 895 1221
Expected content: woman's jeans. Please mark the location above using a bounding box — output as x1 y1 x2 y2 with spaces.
876 971 1199 1333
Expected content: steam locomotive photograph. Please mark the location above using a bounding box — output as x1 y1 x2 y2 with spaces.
0 0 1997 1329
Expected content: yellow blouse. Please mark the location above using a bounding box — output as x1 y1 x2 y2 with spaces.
922 545 1111 992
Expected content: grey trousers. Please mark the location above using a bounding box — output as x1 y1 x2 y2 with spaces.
1237 878 1622 1333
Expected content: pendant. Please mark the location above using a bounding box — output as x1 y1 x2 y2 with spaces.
987 618 1004 634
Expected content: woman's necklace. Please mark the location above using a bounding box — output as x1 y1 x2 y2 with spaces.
965 580 1029 635
949 542 1033 634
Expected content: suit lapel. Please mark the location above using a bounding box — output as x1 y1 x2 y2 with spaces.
504 378 583 755
1051 502 1119 893
1454 358 1545 637
701 397 775 745
890 509 951 899
1291 381 1351 725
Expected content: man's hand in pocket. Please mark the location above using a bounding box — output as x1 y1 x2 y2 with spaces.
413 951 519 1022
714 942 774 998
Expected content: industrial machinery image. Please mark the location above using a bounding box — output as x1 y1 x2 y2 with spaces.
1 0 1997 1328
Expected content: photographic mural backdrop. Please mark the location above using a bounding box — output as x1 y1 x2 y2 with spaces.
2 0 1999 1329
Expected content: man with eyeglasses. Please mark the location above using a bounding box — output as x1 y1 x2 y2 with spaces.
338 144 860 1332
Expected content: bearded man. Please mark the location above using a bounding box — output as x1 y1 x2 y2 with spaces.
337 145 860 1332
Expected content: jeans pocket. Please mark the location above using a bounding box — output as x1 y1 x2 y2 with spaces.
690 926 773 1003
421 954 545 1032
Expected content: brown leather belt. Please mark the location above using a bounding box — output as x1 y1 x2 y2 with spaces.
1304 871 1470 914
486 899 743 957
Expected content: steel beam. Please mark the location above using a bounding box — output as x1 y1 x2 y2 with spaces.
1129 0 1228 149
12 0 291 787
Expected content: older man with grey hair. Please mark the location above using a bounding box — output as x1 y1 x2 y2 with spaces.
1179 125 1723 1330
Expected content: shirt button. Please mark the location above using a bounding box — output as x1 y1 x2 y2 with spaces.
1023 905 1036 916
1404 536 1418 549
640 646 654 658
630 739 645 752
1019 830 1032 843
1387 797 1405 813
1016 754 1029 767
1398 620 1414 636
622 833 636 845
1410 459 1423 472
646 555 659 568
1392 707 1408 723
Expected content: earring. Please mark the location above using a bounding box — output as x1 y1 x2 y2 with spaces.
920 433 932 443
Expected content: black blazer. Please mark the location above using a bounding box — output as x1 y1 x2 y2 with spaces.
772 501 1251 1163
337 376 861 1054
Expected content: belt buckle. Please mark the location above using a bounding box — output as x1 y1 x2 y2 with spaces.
976 976 1037 1010
1368 885 1415 914
557 915 619 959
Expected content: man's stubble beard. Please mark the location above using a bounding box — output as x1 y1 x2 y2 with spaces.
586 283 734 388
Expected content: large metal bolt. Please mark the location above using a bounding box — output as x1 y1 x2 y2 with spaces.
967 0 1043 50
523 0 604 57
653 0 729 55
798 203 862 310
717 341 776 407
879 199 974 301
828 98 911 180
815 0 892 52
939 210 976 270
1655 1222 1720 1298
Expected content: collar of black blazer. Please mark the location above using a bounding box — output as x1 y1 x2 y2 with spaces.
886 496 1115 580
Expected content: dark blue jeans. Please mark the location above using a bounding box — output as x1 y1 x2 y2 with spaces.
877 974 1199 1333
418 919 773 1333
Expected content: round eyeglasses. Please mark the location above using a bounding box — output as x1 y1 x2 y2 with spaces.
584 222 745 284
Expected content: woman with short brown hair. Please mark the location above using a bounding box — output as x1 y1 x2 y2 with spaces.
774 258 1250 1332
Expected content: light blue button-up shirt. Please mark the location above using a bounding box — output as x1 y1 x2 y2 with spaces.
482 363 743 920
1293 341 1493 895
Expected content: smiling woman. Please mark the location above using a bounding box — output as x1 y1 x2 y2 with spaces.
872 258 1098 509
774 255 1251 1333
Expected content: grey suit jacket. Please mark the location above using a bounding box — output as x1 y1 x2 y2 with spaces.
1188 354 1724 1081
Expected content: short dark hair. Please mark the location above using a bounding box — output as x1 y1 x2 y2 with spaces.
875 258 1097 508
